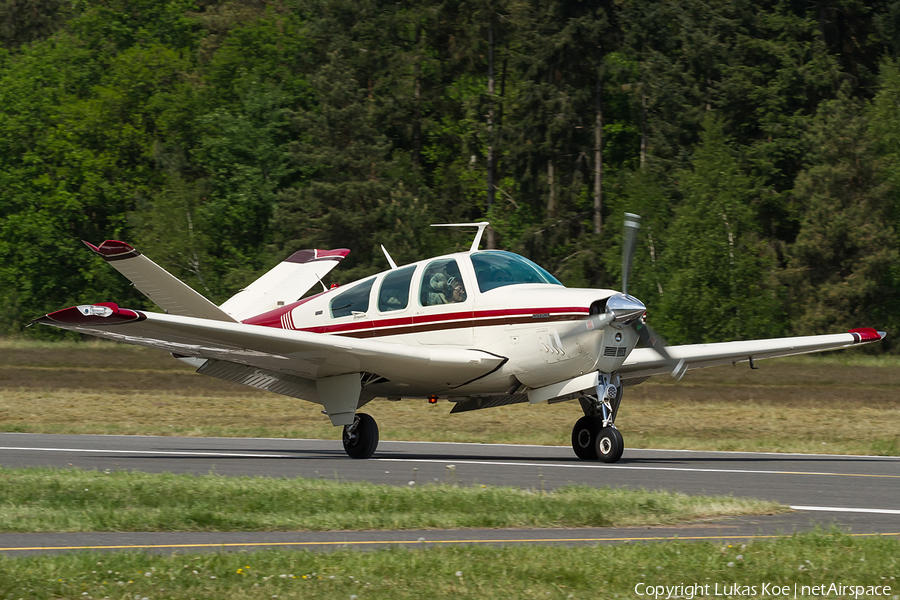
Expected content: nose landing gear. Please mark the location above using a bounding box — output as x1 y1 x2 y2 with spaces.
570 372 625 463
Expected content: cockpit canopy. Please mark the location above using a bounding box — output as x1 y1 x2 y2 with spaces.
471 250 563 292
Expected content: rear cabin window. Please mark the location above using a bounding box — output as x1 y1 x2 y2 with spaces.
471 250 563 293
330 279 375 318
377 265 415 312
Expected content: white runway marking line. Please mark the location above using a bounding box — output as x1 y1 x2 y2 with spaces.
373 458 900 478
0 447 292 459
3 434 899 460
791 505 900 515
3 447 898 480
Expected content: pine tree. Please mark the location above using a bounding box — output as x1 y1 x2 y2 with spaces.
785 83 899 337
657 115 782 343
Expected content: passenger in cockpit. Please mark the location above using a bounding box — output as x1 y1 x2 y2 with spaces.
426 273 449 305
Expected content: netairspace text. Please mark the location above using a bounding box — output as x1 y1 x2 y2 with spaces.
634 582 893 599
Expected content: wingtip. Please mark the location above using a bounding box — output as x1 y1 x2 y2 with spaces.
848 328 887 343
284 248 351 264
84 240 141 261
42 303 144 325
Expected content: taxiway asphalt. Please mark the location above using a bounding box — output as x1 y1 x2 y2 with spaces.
1 433 898 554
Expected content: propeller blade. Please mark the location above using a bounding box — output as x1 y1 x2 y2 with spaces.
622 213 641 295
636 320 669 359
562 312 615 340
635 321 687 379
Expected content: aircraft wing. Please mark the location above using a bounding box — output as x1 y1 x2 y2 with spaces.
619 329 886 380
33 303 505 390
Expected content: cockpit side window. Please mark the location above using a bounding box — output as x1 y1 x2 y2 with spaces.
419 258 467 306
330 279 375 318
471 250 563 293
377 265 415 312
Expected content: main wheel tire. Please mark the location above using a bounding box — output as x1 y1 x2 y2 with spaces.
571 416 603 460
342 413 379 459
596 427 624 463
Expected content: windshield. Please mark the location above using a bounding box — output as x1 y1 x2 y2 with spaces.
471 251 563 293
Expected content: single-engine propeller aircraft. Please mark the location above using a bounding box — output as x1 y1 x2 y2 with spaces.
35 216 886 462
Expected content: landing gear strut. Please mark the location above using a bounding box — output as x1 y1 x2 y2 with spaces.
570 373 625 463
342 413 379 459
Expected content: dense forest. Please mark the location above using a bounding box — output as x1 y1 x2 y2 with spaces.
2 0 899 349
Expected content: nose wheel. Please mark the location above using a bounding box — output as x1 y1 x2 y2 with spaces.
342 412 379 459
571 416 603 460
570 419 624 463
570 372 625 462
596 427 624 463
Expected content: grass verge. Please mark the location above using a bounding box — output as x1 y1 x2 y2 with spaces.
0 467 783 532
1 532 897 599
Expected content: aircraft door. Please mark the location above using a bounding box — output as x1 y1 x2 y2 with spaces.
414 258 474 345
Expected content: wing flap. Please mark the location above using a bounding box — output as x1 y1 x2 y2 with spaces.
197 359 322 403
620 330 886 379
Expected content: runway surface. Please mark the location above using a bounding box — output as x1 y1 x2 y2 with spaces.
1 433 898 554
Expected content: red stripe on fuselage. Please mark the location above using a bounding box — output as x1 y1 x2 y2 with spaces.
289 306 589 338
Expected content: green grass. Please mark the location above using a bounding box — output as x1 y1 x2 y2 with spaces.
1 532 897 599
0 467 783 533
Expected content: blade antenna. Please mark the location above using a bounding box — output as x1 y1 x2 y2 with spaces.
622 213 641 295
431 222 491 252
381 245 398 270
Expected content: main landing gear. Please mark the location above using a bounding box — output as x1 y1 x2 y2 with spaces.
342 413 379 459
571 373 624 463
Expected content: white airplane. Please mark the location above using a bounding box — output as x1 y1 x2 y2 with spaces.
34 216 886 462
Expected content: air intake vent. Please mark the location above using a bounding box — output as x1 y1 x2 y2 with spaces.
603 346 628 358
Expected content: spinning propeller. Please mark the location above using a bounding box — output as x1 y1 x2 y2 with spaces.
571 213 686 379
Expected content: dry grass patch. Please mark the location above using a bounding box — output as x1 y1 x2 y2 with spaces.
1 340 898 455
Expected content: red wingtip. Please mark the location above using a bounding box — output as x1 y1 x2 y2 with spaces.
44 303 143 325
284 248 351 264
82 240 100 253
87 240 141 261
848 328 887 342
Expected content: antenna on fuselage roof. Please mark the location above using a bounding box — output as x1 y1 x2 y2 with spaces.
380 244 398 270
430 221 490 253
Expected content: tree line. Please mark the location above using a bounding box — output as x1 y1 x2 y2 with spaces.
1 0 899 349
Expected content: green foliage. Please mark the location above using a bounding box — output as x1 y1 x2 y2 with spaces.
785 84 900 339
0 0 898 347
658 116 782 343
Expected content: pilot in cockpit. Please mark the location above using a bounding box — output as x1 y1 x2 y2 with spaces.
447 276 466 303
